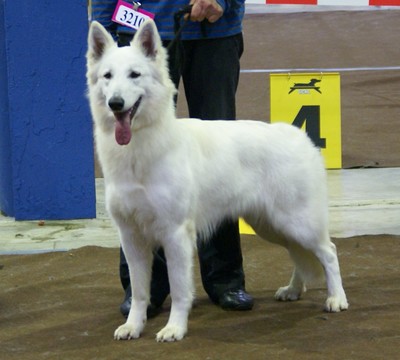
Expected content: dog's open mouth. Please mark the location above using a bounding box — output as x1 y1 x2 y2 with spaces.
114 97 142 145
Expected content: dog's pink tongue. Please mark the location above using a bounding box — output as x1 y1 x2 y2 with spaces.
115 113 131 145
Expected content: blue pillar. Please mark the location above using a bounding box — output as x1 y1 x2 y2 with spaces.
0 1 96 220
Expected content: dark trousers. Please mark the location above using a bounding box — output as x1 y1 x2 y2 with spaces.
120 33 246 303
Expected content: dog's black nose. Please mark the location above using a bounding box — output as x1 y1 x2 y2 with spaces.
108 96 125 112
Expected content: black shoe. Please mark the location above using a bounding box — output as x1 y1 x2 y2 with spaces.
120 287 163 319
218 289 254 311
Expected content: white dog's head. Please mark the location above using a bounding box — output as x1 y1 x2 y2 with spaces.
86 20 176 145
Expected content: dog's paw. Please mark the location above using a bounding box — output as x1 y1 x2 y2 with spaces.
274 285 302 302
156 325 187 342
114 323 141 340
324 296 349 313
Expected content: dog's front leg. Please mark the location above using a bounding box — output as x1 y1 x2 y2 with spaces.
114 227 152 340
156 224 195 342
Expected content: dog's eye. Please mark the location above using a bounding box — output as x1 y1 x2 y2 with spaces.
104 72 112 79
129 71 141 79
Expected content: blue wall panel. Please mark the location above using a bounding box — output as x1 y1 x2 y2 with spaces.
0 0 14 216
0 1 96 220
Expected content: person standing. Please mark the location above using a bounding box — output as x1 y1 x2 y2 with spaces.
90 0 253 317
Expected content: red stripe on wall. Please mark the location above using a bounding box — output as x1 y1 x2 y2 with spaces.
265 0 400 4
369 0 400 5
267 0 318 4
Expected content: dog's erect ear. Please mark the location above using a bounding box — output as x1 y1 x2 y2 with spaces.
88 21 114 60
133 20 160 59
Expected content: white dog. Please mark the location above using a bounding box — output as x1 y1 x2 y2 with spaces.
86 19 348 342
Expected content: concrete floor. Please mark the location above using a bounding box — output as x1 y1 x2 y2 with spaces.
0 168 399 255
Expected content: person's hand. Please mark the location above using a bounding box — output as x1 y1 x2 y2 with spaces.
189 0 223 23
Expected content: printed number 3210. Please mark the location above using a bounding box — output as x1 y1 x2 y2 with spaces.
120 10 145 28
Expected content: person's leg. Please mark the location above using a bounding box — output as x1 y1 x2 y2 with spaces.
118 248 131 316
181 34 253 310
182 35 242 120
197 220 253 309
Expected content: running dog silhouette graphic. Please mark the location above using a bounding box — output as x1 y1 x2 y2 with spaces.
289 78 321 94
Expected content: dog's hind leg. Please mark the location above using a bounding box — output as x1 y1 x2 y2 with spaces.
245 218 307 302
274 267 306 302
156 221 196 342
313 238 348 312
250 209 348 312
280 234 348 312
114 226 153 340
274 242 322 302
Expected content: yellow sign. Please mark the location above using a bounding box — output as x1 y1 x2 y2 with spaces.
270 73 342 169
239 218 255 235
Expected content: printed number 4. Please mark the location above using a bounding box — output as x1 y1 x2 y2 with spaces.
292 105 326 148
